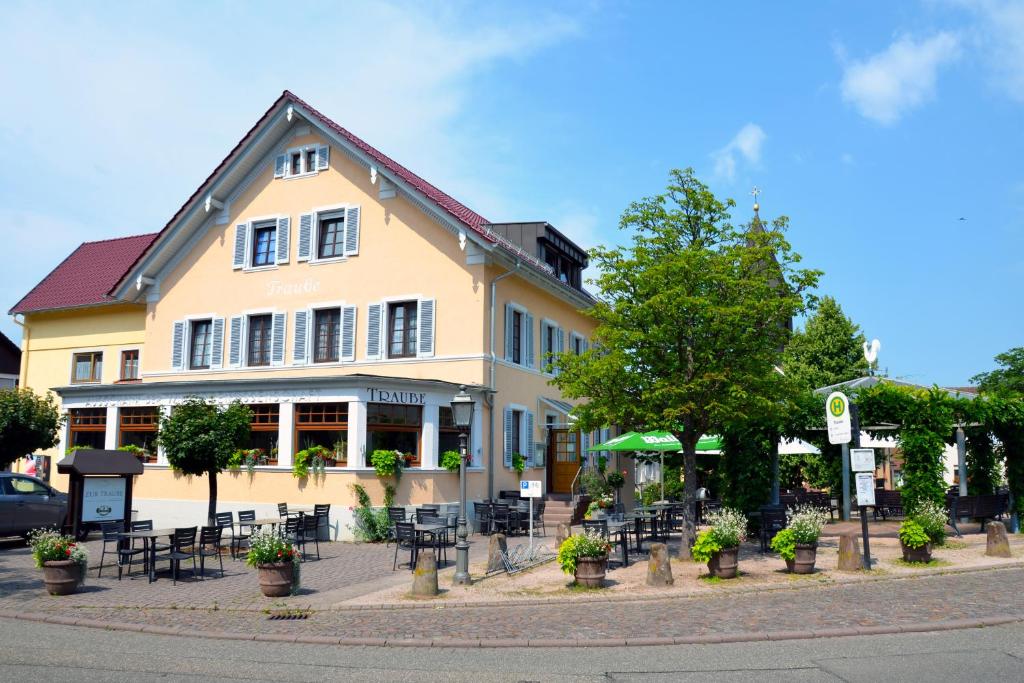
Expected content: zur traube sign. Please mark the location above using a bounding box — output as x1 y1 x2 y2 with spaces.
826 391 852 445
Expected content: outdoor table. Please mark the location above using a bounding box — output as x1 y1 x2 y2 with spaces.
606 520 632 567
625 512 657 550
118 528 176 583
412 522 447 564
251 517 283 533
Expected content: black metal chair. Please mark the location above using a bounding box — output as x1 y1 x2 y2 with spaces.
392 522 419 571
313 503 331 539
196 526 224 579
281 516 302 549
214 512 234 553
490 503 512 535
154 526 198 584
97 521 122 578
233 510 256 559
420 514 447 564
415 508 439 524
759 505 787 553
299 513 321 560
474 502 492 535
386 507 408 546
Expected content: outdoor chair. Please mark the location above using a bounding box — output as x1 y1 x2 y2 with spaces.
153 526 198 584
419 503 441 511
759 505 787 553
392 522 419 571
419 514 448 564
233 510 256 559
97 521 123 578
196 525 224 579
313 503 331 539
473 502 492 535
386 507 408 546
281 517 303 552
214 512 235 551
491 503 513 535
416 508 439 524
278 502 301 520
299 513 321 560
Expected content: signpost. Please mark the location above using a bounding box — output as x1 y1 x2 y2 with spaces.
826 392 853 520
851 446 875 571
520 480 542 551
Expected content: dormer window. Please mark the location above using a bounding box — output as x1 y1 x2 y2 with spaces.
274 144 329 179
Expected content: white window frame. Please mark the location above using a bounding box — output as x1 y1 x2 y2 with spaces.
283 144 320 179
183 313 217 371
310 203 351 265
243 216 281 272
570 331 587 355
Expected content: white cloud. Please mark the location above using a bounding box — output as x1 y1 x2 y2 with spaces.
711 123 766 182
839 32 961 124
953 0 1024 102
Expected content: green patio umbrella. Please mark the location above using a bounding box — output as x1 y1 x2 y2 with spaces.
589 431 722 501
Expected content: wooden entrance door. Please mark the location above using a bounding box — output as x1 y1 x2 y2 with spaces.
550 429 581 494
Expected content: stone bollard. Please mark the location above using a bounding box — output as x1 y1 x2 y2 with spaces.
486 533 508 573
986 521 1012 558
837 533 862 571
555 522 570 548
411 550 438 597
646 542 674 586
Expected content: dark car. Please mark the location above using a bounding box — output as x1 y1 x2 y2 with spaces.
0 472 68 539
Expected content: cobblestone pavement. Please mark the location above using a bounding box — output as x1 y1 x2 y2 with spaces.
4 535 1024 644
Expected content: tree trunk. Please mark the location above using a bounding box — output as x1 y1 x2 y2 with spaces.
678 440 698 560
207 469 218 527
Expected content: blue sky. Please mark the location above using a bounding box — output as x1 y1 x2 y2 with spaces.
1 1 1021 386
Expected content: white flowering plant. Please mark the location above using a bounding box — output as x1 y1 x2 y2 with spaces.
786 504 830 545
28 528 88 569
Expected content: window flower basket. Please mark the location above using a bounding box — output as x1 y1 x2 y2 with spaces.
246 528 301 596
29 529 88 595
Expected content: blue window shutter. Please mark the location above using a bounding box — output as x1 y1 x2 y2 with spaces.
366 303 382 360
344 206 360 256
297 213 313 262
504 304 513 362
525 411 535 467
317 144 329 171
540 323 550 362
557 328 565 354
581 337 589 353
276 216 290 264
210 317 225 369
416 298 435 358
292 310 308 365
525 313 535 368
271 312 286 366
232 224 247 269
274 154 286 178
228 315 243 368
341 305 357 362
171 321 185 371
503 408 514 467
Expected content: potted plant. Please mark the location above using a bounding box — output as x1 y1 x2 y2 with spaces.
557 529 611 588
912 501 948 547
293 445 331 478
769 528 797 571
584 495 613 519
899 518 932 563
29 528 88 595
511 452 526 478
246 527 301 596
441 450 462 473
692 507 747 579
371 449 404 481
606 469 626 504
784 504 829 574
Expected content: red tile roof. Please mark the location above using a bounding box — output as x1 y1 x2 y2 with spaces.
9 233 158 315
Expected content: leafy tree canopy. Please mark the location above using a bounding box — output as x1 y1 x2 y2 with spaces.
552 168 820 552
0 388 62 470
782 296 868 391
972 347 1024 397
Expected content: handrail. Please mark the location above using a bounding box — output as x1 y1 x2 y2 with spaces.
569 465 584 503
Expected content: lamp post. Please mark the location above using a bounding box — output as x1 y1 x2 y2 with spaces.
450 385 475 585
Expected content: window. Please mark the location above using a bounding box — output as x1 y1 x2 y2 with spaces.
120 350 139 381
72 352 103 383
388 302 418 358
245 404 279 465
540 322 561 374
189 320 213 369
251 224 277 267
313 308 341 363
366 403 422 466
295 403 348 465
306 148 317 174
118 407 159 463
290 152 302 176
439 406 471 457
511 310 522 364
572 334 587 355
247 314 273 366
317 215 345 260
510 410 522 456
5 476 51 495
68 408 106 450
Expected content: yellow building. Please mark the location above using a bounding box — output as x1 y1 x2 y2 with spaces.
11 92 601 538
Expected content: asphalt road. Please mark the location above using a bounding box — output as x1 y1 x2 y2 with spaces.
2 617 1024 682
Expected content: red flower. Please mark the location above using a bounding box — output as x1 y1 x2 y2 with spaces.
277 550 282 557
65 548 71 556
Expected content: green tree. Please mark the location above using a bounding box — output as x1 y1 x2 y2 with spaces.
782 296 868 391
552 169 819 556
972 347 1024 397
157 397 251 524
0 388 62 470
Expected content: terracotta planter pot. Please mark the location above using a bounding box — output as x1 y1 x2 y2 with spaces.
574 554 608 588
784 557 795 572
42 560 81 596
901 541 932 564
792 543 817 575
257 561 295 597
707 546 739 579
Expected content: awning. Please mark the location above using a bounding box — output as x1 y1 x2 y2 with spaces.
539 396 575 415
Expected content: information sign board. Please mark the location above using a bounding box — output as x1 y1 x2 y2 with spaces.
855 473 876 507
82 477 127 522
520 480 542 498
850 448 875 473
826 391 852 445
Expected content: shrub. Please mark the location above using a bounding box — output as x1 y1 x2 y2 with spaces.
348 483 391 542
293 445 330 478
898 519 930 549
786 504 829 545
910 500 947 545
704 507 747 548
371 449 403 479
606 470 626 489
691 529 722 563
580 469 611 498
28 528 87 568
584 496 613 519
770 528 797 561
557 529 611 575
511 453 527 475
440 450 462 473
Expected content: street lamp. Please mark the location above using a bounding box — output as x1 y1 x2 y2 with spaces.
450 385 475 585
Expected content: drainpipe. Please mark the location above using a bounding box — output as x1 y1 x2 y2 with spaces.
487 262 520 500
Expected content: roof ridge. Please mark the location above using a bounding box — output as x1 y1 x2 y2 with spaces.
80 232 159 247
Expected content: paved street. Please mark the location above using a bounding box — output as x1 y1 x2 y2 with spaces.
3 615 1024 681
